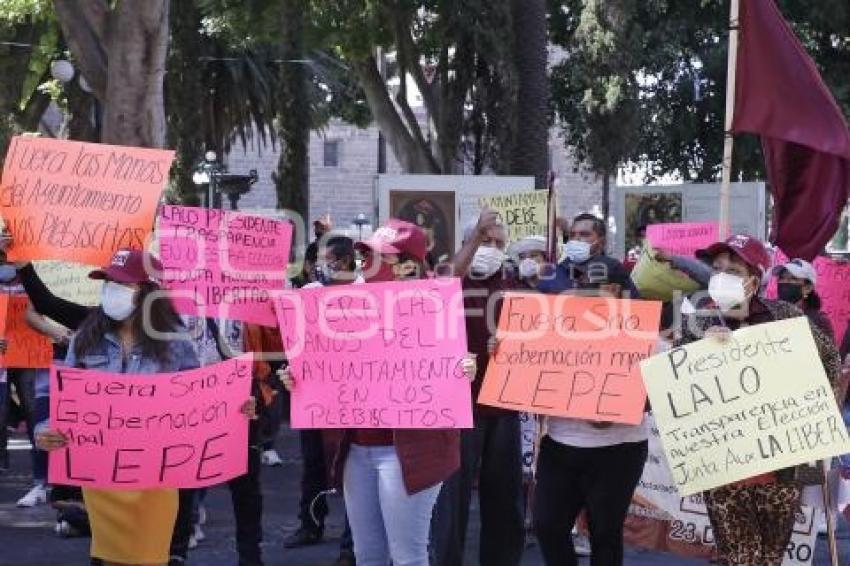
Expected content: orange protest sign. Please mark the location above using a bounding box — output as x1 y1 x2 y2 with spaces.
0 136 173 264
477 293 661 424
5 295 53 368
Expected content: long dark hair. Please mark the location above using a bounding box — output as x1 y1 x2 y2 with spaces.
73 282 184 365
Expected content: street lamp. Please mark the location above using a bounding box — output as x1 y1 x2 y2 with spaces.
192 151 258 210
352 212 369 241
192 151 221 209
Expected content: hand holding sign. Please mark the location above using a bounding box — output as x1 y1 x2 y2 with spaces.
640 317 850 496
0 136 172 264
477 293 661 424
275 278 472 429
47 355 254 489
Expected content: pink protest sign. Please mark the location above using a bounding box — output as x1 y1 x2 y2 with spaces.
48 355 253 489
646 222 719 258
159 205 291 326
769 250 850 338
275 278 473 429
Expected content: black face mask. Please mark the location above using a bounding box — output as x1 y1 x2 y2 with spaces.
777 282 804 304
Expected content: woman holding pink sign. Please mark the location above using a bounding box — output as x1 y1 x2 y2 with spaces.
281 219 477 566
35 249 256 566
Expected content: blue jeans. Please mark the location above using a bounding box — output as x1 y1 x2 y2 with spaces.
32 369 49 484
343 445 441 566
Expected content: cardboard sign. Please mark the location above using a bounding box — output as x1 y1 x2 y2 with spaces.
477 294 661 424
5 295 53 368
646 222 719 258
479 190 546 244
48 355 253 489
769 250 850 340
275 278 473 429
621 416 817 565
641 317 850 496
33 260 103 307
0 136 172 264
159 205 292 326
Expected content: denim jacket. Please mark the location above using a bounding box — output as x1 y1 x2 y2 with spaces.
64 332 200 374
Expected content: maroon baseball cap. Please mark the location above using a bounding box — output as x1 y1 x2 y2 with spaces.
697 234 772 273
355 218 428 262
89 249 162 284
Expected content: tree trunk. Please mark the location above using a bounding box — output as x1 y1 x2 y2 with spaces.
275 0 310 218
353 57 440 174
510 0 550 189
165 0 204 205
101 1 169 147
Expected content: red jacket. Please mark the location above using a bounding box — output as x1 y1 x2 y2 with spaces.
332 429 460 495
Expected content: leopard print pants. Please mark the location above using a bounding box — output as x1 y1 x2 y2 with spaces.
704 483 801 566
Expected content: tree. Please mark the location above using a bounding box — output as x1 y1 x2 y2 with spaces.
550 0 642 219
0 0 55 162
550 0 850 186
511 0 549 189
53 0 169 147
313 0 518 175
275 0 310 218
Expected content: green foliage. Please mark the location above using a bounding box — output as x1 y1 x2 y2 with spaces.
550 0 850 184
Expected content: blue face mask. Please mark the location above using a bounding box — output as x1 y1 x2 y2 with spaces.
0 264 17 283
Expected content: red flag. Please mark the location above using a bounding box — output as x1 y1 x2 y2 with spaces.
733 0 850 261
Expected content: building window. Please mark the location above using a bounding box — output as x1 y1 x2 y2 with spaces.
323 140 340 167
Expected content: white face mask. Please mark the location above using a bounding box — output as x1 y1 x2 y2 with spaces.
471 246 506 276
708 272 747 312
518 258 540 279
562 240 592 263
101 281 137 321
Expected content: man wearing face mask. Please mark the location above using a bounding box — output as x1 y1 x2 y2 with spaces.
430 208 526 566
538 213 637 297
532 214 646 565
679 235 842 565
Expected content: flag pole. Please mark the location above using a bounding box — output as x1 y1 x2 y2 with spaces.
719 0 741 239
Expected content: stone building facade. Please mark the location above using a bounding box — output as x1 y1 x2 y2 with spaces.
226 120 603 236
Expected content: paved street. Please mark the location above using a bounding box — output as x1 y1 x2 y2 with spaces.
1 429 847 565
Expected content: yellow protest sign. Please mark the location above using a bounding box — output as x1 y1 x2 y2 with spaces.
630 241 699 301
33 260 102 307
479 190 546 244
641 317 850 496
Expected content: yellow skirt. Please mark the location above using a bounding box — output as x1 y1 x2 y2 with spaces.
83 487 178 564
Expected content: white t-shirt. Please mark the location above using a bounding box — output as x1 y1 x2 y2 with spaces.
546 338 671 448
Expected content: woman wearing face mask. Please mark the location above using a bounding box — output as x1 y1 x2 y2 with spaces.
680 235 842 566
34 249 255 566
507 235 548 289
281 219 476 566
773 258 834 340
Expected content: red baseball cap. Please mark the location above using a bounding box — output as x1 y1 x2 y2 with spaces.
355 218 428 262
697 234 772 273
89 249 163 285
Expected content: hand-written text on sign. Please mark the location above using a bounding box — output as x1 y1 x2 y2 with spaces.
0 136 173 264
6 295 53 368
275 279 472 429
159 205 292 327
477 294 661 424
646 222 719 258
479 190 547 244
640 318 850 497
48 355 253 489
